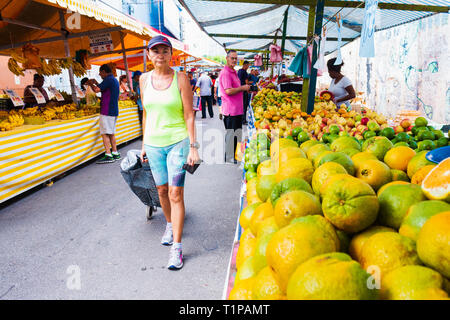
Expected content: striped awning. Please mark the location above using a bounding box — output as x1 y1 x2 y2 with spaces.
179 0 449 55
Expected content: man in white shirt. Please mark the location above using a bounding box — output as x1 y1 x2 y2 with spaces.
195 72 214 118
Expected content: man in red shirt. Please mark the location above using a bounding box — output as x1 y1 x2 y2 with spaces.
219 50 250 164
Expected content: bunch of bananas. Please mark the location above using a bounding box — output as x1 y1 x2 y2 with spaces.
36 58 64 76
0 109 25 131
58 112 76 120
48 59 62 74
21 106 39 116
48 105 66 113
36 58 52 76
0 119 12 131
64 103 77 111
10 50 26 64
72 61 86 77
8 58 25 76
8 113 24 127
57 58 73 69
41 108 57 121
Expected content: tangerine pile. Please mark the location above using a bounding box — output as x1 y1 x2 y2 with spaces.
232 135 449 300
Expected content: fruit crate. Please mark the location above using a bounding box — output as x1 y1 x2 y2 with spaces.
0 98 14 109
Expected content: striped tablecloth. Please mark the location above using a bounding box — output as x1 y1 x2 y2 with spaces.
0 106 142 203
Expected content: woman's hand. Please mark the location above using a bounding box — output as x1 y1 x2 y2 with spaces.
140 148 148 163
187 148 200 166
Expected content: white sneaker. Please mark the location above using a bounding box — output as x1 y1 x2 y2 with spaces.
161 225 173 246
167 247 183 270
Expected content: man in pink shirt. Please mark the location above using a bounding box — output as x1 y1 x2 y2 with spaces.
219 50 250 163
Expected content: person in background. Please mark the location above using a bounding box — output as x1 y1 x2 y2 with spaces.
210 74 217 105
187 72 196 91
195 72 214 119
188 72 200 117
327 58 356 109
23 74 49 108
80 77 89 92
86 64 121 163
139 35 200 270
119 75 131 100
214 73 222 119
82 77 98 106
219 50 250 164
237 60 250 125
248 69 259 85
132 71 143 126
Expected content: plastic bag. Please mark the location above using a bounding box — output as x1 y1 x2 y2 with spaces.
120 149 160 207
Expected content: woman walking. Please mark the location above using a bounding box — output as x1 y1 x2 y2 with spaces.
140 35 200 270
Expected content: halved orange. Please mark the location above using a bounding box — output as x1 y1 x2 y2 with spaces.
422 157 450 202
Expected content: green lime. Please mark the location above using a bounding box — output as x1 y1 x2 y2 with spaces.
433 130 444 139
417 130 435 141
245 171 258 181
329 125 340 135
408 140 418 150
322 133 330 143
291 127 303 138
244 162 258 172
363 130 376 140
414 117 428 127
417 140 436 151
380 127 395 140
396 132 410 142
436 137 449 148
297 131 310 143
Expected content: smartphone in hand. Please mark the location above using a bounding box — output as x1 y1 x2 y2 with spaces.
183 162 201 174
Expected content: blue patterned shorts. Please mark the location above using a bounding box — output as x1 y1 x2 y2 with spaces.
144 138 190 187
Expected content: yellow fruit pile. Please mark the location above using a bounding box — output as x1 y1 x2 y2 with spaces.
0 110 25 131
119 99 138 109
230 135 450 300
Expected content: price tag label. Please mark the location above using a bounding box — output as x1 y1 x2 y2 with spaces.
47 87 65 101
89 33 113 54
29 87 46 104
4 89 24 107
75 86 85 98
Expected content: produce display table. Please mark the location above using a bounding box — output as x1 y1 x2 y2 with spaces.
0 105 141 203
222 104 257 300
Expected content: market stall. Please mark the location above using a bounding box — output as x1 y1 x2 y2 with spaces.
0 0 154 203
180 0 450 300
0 102 140 203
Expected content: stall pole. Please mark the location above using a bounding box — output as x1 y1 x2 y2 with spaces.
58 10 78 105
120 32 133 91
301 5 316 113
280 7 289 59
307 0 325 114
143 40 147 72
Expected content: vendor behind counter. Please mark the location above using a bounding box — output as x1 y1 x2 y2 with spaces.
23 74 49 108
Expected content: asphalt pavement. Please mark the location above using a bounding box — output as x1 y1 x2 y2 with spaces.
0 109 243 300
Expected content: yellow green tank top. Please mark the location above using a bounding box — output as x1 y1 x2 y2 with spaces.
143 71 188 147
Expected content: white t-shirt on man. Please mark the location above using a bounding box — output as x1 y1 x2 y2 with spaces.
196 74 213 96
214 74 221 97
329 76 352 107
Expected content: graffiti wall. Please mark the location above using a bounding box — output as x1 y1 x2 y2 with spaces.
319 13 450 125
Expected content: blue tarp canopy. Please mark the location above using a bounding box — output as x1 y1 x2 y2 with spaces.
178 0 449 56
